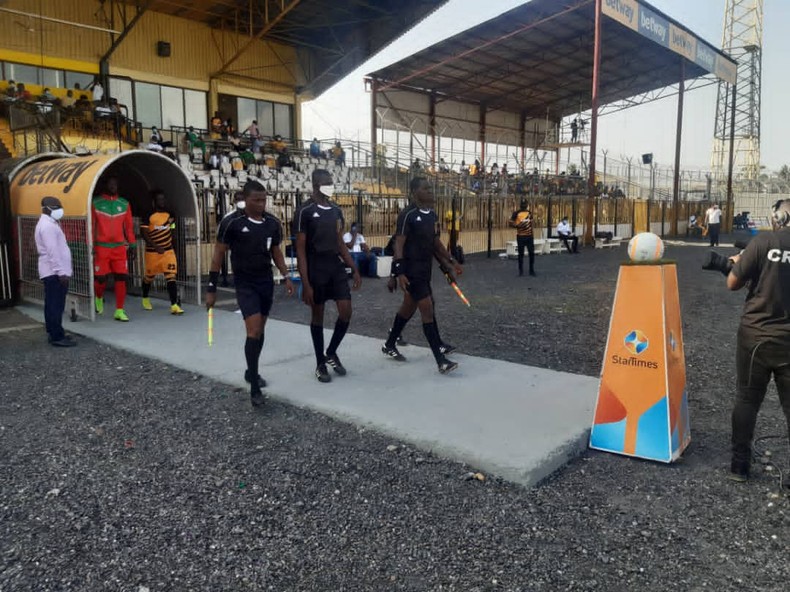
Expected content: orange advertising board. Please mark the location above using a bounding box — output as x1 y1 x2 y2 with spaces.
590 264 690 462
10 155 114 217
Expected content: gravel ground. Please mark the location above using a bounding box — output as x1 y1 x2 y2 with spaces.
2 232 789 591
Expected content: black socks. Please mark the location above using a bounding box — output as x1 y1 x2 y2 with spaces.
386 314 409 348
167 280 178 305
310 324 325 366
422 322 444 364
326 319 350 357
141 281 178 304
244 336 263 389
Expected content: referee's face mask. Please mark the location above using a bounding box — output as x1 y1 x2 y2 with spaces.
319 184 335 198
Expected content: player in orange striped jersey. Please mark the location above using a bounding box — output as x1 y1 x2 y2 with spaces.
140 190 184 315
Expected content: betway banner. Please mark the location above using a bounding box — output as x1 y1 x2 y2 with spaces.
602 0 737 84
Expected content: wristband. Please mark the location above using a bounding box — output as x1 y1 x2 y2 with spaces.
392 259 403 277
207 271 219 293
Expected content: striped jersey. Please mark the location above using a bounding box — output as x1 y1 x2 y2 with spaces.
141 211 175 252
510 209 533 237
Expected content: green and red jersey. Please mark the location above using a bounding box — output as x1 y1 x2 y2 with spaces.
92 193 134 248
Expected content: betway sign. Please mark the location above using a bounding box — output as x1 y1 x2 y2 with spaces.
601 0 736 84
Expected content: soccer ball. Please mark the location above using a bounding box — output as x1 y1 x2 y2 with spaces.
628 232 664 262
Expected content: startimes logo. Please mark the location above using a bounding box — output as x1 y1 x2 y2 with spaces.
624 329 648 355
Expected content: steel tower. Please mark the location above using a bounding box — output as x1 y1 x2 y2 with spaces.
711 0 763 184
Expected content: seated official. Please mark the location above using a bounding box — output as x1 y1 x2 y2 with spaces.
556 216 579 253
343 222 376 277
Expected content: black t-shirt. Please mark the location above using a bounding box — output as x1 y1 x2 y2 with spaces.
731 228 790 343
295 199 344 257
217 213 282 281
396 205 439 279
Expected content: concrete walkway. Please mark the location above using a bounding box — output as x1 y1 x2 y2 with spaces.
19 299 598 487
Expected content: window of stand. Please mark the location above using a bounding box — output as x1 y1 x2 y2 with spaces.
107 77 208 131
0 61 95 90
222 93 293 139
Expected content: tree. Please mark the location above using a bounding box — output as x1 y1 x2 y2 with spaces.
778 165 790 182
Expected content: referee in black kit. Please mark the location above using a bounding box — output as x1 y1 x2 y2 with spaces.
382 177 463 374
296 169 361 383
206 181 294 407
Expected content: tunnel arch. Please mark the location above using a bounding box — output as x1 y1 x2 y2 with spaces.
9 150 201 318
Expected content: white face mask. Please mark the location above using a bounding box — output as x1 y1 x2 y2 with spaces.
319 185 335 198
235 200 246 210
49 207 64 221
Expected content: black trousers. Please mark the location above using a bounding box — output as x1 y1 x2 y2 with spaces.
731 330 790 465
559 234 579 253
43 275 68 342
517 236 535 274
708 223 720 246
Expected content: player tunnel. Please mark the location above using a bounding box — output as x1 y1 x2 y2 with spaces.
7 150 200 320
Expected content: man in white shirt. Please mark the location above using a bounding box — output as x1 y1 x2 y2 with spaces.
705 203 722 247
34 196 76 347
343 222 375 276
556 216 579 253
91 79 104 104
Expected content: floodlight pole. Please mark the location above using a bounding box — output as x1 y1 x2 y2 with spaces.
726 83 737 232
671 58 685 237
584 0 603 246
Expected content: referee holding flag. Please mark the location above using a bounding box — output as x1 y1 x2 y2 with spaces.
205 181 293 407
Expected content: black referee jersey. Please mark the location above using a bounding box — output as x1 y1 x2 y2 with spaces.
217 213 282 281
296 199 345 256
396 205 440 280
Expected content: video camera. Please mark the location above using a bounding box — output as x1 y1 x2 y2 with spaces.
701 239 749 276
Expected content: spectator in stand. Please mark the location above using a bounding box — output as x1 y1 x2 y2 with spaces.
61 89 76 110
91 79 104 104
310 137 321 158
570 118 579 143
40 87 56 102
223 118 235 140
332 141 346 166
474 158 482 177
271 134 288 154
491 163 499 177
150 126 173 149
210 111 222 139
5 80 17 99
75 94 91 111
16 83 32 101
411 158 422 175
276 148 294 170
439 158 449 173
73 83 81 91
187 126 206 159
246 119 262 152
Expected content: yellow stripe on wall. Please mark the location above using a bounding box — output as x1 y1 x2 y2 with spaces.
0 49 99 74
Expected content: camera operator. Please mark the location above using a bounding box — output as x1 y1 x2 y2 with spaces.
726 199 790 482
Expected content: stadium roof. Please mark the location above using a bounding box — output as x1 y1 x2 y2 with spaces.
367 0 736 120
122 0 448 96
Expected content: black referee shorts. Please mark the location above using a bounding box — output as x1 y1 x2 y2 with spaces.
235 278 274 319
308 255 351 305
406 275 432 301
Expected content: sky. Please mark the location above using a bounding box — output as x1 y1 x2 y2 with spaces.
301 0 790 173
